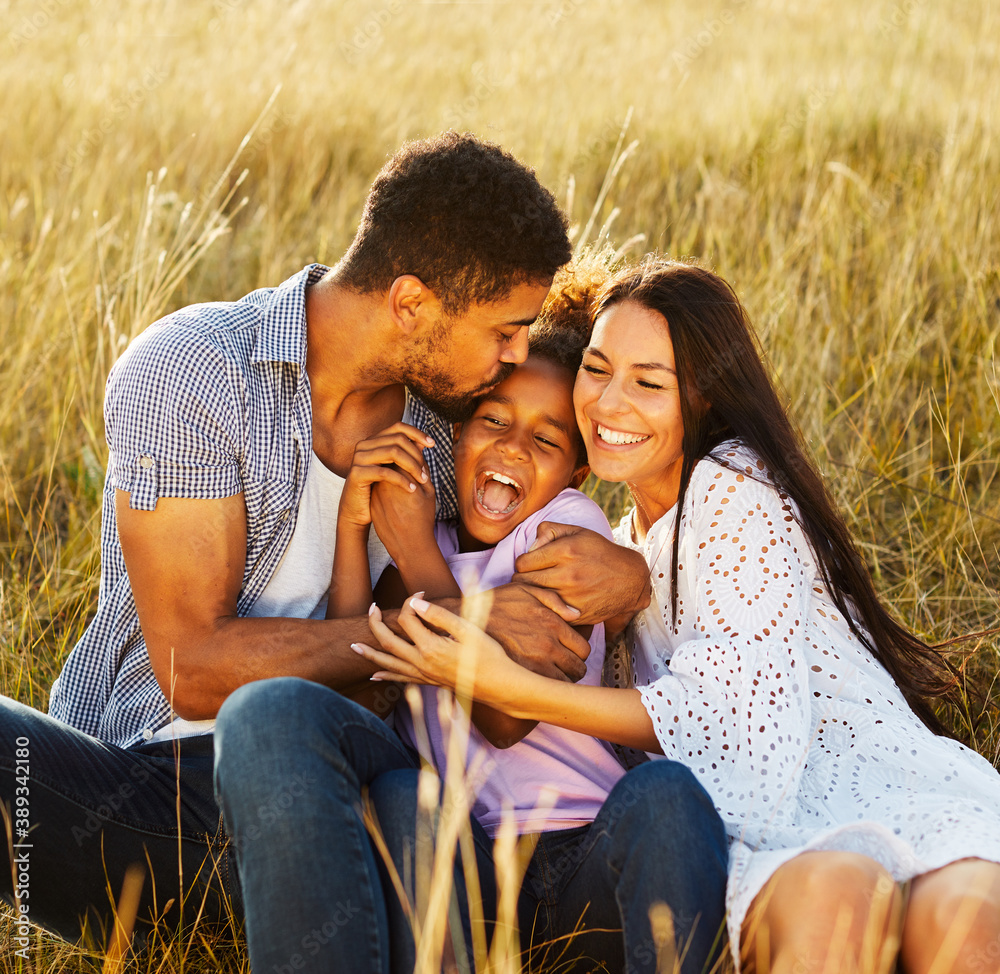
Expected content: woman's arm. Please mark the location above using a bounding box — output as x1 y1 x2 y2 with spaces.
358 599 660 751
373 562 539 749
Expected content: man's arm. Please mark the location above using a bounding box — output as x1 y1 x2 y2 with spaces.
116 491 387 718
117 492 592 719
512 522 651 631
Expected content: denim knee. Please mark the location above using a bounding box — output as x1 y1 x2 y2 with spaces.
215 678 339 796
604 760 723 841
367 769 423 854
217 677 335 737
218 676 359 758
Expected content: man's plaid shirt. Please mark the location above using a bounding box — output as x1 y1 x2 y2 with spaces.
48 264 458 747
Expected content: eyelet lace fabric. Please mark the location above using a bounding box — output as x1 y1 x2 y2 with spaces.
614 441 1000 965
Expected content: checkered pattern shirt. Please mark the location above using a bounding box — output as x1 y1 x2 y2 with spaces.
48 264 458 748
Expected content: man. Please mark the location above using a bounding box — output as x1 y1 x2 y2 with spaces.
0 133 655 964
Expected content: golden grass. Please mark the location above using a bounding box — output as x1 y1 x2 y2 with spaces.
2 0 998 968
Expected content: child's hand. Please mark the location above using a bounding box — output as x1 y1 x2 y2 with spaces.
370 474 437 558
338 424 435 530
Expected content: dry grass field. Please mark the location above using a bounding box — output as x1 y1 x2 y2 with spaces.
1 0 998 969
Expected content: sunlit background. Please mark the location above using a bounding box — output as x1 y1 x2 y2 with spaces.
1 0 998 965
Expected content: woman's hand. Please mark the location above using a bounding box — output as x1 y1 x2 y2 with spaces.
512 522 651 626
355 598 659 750
338 423 434 529
353 598 517 707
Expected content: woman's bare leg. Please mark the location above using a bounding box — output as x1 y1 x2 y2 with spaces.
741 851 903 974
900 858 1000 974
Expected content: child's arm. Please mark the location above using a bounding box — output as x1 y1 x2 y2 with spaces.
327 423 435 620
471 703 538 749
468 494 614 746
369 480 458 600
472 628 595 748
329 519 376 619
371 485 539 750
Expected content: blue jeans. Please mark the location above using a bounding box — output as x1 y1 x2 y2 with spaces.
373 761 729 974
217 678 728 974
0 695 240 949
518 761 728 973
214 677 430 974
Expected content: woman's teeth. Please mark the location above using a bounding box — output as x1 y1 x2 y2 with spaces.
597 425 650 445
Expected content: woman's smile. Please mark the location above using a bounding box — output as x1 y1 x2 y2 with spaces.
574 300 686 529
594 424 651 446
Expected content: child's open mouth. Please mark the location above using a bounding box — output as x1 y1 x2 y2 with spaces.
475 470 525 516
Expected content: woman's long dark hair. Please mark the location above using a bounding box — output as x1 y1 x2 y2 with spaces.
594 259 955 734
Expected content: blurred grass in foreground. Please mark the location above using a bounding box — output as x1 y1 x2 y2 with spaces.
1 0 998 968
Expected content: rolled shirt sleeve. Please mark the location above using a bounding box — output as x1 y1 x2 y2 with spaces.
105 317 243 510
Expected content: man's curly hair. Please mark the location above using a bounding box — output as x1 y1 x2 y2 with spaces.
336 132 571 314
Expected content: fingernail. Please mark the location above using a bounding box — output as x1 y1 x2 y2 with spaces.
409 597 430 613
408 483 416 492
351 643 365 654
370 675 384 682
421 467 429 482
424 437 436 448
368 602 378 616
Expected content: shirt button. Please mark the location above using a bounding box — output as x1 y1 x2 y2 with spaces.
142 728 153 740
139 455 154 469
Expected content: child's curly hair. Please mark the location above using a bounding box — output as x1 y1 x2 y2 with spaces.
527 254 611 463
527 253 610 372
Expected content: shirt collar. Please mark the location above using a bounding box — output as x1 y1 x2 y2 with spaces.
251 263 330 368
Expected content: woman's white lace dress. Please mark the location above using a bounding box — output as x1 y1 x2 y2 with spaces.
613 441 1000 960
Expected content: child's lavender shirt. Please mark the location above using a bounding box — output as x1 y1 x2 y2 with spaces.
395 488 626 837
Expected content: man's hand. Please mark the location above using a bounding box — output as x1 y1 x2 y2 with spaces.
482 584 591 683
512 522 651 626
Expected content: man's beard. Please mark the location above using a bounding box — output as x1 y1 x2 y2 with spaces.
407 361 515 422
403 318 515 421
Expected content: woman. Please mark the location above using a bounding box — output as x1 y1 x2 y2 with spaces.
356 259 1000 973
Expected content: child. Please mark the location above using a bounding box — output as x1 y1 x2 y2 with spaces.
330 287 627 835
330 268 730 974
